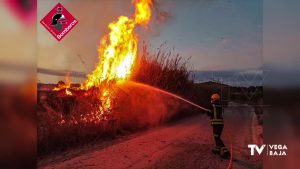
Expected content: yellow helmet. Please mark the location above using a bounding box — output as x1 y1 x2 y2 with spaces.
211 93 220 101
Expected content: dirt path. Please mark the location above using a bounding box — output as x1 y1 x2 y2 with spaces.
39 102 262 169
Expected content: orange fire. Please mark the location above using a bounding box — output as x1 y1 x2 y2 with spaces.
84 0 153 89
65 88 72 95
53 72 73 95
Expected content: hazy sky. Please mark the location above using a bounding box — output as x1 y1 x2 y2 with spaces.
37 0 262 83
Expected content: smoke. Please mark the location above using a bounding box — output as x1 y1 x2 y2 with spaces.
138 0 174 38
152 0 173 23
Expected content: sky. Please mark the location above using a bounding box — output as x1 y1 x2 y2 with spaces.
37 0 263 83
149 0 262 71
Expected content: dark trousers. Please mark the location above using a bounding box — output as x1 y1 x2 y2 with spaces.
213 124 225 148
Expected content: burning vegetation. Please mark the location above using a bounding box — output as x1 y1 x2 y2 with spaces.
37 41 196 155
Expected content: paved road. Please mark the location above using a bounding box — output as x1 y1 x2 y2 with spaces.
40 103 262 169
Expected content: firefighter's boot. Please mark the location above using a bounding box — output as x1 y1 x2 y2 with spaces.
220 147 231 159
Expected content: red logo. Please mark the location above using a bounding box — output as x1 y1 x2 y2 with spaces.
40 3 78 41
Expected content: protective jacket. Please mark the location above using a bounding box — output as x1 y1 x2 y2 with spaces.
207 101 224 125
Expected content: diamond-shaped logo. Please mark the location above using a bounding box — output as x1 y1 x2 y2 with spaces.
40 3 78 41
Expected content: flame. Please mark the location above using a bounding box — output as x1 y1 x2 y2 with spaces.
134 0 152 25
52 72 73 96
84 0 152 89
65 88 72 95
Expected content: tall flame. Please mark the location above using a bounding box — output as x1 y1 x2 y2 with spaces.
84 0 152 89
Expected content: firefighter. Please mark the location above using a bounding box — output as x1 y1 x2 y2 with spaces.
206 93 230 159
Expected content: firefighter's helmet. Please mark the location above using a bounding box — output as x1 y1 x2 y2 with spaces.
211 93 220 101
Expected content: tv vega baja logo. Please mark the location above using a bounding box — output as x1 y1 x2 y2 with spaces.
40 3 78 41
248 144 287 156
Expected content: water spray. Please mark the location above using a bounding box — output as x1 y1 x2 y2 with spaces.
126 81 211 112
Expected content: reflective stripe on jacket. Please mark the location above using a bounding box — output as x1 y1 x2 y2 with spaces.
210 103 224 125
